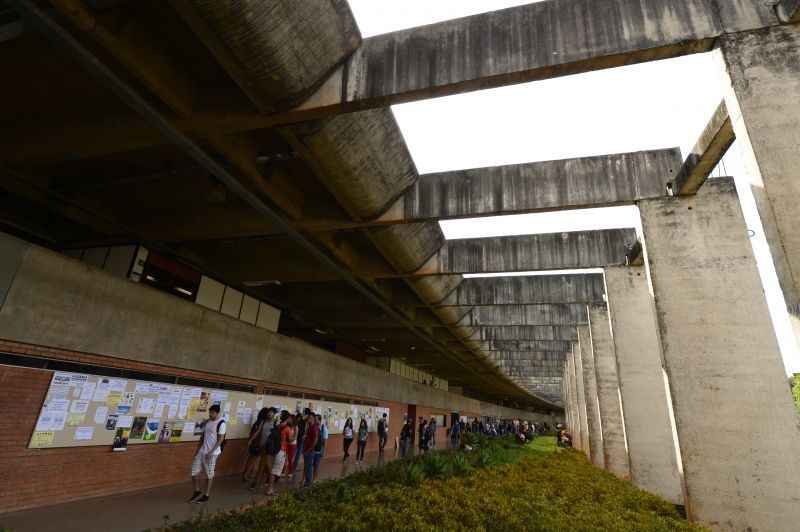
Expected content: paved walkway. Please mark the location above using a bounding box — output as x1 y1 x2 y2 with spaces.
1 449 409 532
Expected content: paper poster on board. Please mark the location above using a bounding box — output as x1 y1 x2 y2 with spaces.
158 422 172 443
143 420 159 441
112 428 129 451
129 417 147 440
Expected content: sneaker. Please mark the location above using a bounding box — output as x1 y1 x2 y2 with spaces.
188 490 202 502
192 495 209 504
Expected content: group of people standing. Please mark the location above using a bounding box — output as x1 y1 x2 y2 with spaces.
241 407 326 496
188 406 389 503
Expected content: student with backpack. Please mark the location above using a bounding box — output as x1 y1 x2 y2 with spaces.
243 408 269 482
377 413 388 454
266 411 290 496
249 407 279 494
189 404 226 503
293 408 309 474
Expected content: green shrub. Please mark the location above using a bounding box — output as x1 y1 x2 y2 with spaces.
792 374 800 414
161 438 706 532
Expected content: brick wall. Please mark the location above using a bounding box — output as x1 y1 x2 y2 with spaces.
0 340 407 513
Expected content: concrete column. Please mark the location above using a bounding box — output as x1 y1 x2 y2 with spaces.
587 304 630 479
565 351 579 448
718 25 800 343
571 336 591 459
577 324 605 469
639 178 800 531
604 266 684 504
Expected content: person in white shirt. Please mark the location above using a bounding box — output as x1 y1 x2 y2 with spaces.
189 404 226 503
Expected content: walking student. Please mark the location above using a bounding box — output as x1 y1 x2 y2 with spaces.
342 417 354 461
377 413 388 454
302 412 319 487
399 419 413 458
293 408 309 474
356 418 368 463
189 404 226 503
313 414 326 481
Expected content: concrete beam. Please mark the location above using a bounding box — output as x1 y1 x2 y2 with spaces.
399 149 679 221
478 326 578 342
311 0 774 115
438 274 606 306
479 340 573 352
671 101 734 195
570 343 590 457
466 304 590 327
640 177 800 530
423 229 638 276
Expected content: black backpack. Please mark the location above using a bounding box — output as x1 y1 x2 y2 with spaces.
264 422 281 456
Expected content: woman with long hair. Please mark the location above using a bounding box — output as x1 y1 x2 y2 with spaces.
356 418 368 463
342 417 354 461
283 414 297 476
242 408 269 482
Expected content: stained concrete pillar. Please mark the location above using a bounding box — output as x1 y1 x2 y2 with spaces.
577 324 605 469
718 25 800 346
604 266 683 504
587 305 630 479
639 178 800 531
565 351 579 448
571 337 591 459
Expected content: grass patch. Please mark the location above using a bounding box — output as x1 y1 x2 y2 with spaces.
162 436 705 531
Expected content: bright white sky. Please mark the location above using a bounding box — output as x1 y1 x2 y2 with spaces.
348 0 800 374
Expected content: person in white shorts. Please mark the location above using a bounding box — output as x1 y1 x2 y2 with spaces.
267 411 290 495
189 403 226 503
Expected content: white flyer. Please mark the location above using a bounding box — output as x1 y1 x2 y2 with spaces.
74 426 94 441
94 406 109 424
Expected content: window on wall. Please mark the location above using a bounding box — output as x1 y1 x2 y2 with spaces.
140 251 201 301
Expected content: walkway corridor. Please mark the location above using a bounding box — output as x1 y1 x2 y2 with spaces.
0 450 401 532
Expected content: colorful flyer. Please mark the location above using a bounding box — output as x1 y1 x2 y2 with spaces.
158 422 172 443
143 420 160 441
112 428 129 452
105 414 118 431
94 406 109 425
169 421 184 442
129 416 147 440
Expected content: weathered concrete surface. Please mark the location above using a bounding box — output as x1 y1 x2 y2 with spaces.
0 235 534 416
479 340 574 352
571 343 591 458
588 305 631 480
672 101 734 195
777 0 800 22
719 25 800 334
467 304 589 327
438 274 606 306
639 178 800 530
287 108 418 220
577 325 605 469
479 326 578 342
604 266 684 504
401 149 680 220
335 0 775 111
428 229 637 276
566 348 584 453
171 0 361 109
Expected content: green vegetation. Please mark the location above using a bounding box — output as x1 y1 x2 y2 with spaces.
793 374 800 414
164 436 705 532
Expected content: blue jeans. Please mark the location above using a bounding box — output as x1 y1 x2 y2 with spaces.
303 451 314 486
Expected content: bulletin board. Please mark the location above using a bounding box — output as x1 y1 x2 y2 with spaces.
28 371 389 449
